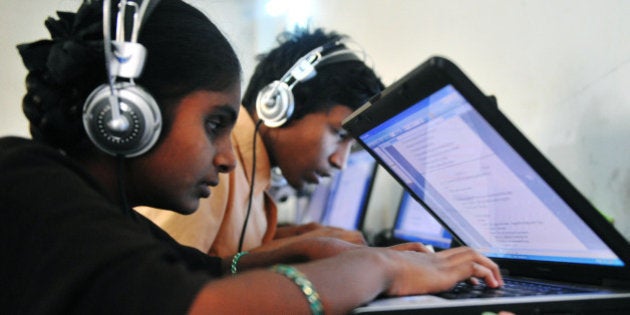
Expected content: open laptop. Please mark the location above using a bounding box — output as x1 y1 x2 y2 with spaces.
301 149 377 231
343 56 630 314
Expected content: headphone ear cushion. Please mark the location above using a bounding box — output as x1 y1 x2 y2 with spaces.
83 83 162 157
256 81 295 128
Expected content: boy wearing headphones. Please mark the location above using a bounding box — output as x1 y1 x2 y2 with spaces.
137 28 384 257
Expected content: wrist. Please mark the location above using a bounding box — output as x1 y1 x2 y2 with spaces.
230 251 249 275
371 248 407 296
348 247 397 295
270 264 324 315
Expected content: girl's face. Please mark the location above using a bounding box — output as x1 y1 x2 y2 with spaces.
129 84 241 214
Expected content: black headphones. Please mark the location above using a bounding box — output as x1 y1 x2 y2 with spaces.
83 0 161 157
255 39 363 128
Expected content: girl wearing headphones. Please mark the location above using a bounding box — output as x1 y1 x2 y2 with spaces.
1 0 502 313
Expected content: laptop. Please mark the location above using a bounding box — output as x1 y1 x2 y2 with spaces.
377 191 454 251
342 56 630 314
301 149 377 231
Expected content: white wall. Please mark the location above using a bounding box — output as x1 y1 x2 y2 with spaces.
2 0 629 241
0 0 75 138
292 0 630 240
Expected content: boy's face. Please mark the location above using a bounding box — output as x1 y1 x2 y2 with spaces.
129 84 241 214
263 104 355 191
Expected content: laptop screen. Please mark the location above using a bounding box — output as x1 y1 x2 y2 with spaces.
393 191 452 249
304 150 376 230
358 84 623 266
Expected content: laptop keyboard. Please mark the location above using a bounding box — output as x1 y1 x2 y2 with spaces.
437 279 593 299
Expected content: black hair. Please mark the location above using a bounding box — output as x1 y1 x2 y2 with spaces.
241 28 384 126
17 0 241 156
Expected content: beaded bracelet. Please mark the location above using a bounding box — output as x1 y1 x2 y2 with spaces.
230 251 248 275
270 264 324 315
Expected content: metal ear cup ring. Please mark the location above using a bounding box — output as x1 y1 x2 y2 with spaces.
255 81 295 128
83 82 161 157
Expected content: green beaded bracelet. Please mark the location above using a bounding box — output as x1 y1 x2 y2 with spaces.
230 251 248 275
270 264 324 315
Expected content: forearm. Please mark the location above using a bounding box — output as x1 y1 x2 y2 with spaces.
274 223 367 246
274 222 319 239
191 248 392 315
226 237 363 274
203 245 503 314
297 248 392 314
238 244 308 269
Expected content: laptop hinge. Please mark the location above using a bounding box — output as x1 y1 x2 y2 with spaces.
603 278 630 289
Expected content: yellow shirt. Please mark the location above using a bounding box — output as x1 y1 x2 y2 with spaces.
136 107 278 256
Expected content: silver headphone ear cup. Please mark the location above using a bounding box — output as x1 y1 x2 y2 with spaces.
83 83 162 157
256 81 295 128
254 41 362 128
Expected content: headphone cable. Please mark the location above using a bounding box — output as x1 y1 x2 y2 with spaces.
237 119 264 252
116 154 136 221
